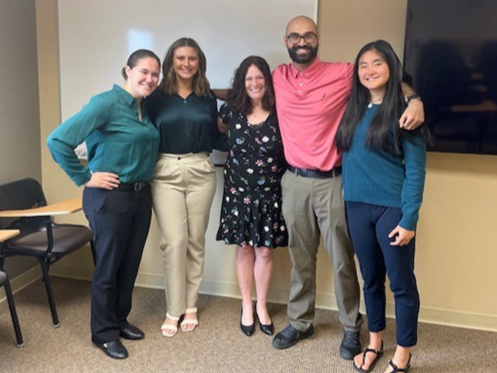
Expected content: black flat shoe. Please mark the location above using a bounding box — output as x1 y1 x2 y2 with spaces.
93 339 128 359
240 308 255 336
120 324 145 340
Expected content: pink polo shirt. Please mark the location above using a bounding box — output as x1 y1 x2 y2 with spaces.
273 57 353 171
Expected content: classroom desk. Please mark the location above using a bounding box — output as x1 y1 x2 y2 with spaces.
0 229 21 242
0 198 82 218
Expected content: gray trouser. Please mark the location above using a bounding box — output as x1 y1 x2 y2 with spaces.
281 170 363 332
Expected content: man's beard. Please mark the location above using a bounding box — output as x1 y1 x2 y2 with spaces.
287 45 319 64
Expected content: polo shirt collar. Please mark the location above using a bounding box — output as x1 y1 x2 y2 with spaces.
289 56 322 78
113 84 136 106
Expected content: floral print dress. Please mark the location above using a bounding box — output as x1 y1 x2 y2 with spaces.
216 103 288 249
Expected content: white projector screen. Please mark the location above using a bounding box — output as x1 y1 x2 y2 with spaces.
58 0 318 118
58 0 317 164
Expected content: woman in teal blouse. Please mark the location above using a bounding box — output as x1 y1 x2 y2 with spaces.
47 49 161 360
146 38 227 338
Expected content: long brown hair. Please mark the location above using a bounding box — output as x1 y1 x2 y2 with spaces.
226 55 275 115
159 37 210 97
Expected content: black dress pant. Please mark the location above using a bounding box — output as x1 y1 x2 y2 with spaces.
83 185 152 344
346 201 420 347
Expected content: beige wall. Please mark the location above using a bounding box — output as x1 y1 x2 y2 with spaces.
36 0 96 272
0 0 40 278
36 0 497 331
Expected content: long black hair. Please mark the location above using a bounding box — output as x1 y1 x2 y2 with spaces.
226 55 275 115
336 40 428 156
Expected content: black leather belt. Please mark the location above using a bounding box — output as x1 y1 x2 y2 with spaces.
113 182 148 192
288 165 342 179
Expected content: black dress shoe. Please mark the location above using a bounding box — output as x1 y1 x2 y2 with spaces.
340 330 362 360
240 308 255 336
272 324 314 349
259 321 274 336
93 339 128 359
120 324 145 340
255 312 274 336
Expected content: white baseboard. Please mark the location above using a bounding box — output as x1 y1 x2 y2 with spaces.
6 263 496 333
314 293 497 332
417 306 497 332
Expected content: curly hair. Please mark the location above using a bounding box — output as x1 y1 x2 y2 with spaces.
226 56 275 115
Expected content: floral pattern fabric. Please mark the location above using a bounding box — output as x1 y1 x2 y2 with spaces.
216 103 288 249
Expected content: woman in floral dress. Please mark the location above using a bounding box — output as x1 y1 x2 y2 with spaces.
217 56 287 337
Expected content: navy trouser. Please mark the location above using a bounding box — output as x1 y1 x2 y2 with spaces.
83 185 152 344
346 201 420 347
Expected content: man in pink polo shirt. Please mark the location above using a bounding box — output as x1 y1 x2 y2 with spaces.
271 15 424 359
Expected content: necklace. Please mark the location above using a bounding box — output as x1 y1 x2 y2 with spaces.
367 97 384 108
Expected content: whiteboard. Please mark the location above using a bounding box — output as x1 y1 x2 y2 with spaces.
58 0 318 121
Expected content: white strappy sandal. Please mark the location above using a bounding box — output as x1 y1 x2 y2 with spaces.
161 313 179 337
180 307 199 332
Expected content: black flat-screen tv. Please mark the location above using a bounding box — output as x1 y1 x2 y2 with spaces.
403 0 497 155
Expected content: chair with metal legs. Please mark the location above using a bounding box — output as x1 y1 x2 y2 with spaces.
0 229 23 347
0 178 95 328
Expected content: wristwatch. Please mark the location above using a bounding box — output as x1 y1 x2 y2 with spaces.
406 94 422 105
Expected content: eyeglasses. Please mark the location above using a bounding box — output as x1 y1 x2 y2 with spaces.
286 32 318 45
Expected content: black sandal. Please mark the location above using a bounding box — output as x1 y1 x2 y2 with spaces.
353 341 384 373
387 353 412 373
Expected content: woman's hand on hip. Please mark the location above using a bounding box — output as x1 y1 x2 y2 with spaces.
86 172 120 190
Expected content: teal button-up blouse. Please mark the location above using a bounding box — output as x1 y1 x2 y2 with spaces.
47 85 160 186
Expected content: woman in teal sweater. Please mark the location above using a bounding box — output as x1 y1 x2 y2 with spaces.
336 40 429 373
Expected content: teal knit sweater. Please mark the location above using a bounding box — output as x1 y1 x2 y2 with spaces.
342 104 426 231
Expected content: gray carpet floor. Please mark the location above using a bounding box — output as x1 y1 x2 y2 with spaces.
0 277 495 373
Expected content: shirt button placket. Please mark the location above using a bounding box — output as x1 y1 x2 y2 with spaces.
297 75 304 98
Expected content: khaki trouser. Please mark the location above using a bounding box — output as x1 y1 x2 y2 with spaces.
152 152 216 317
281 170 363 332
